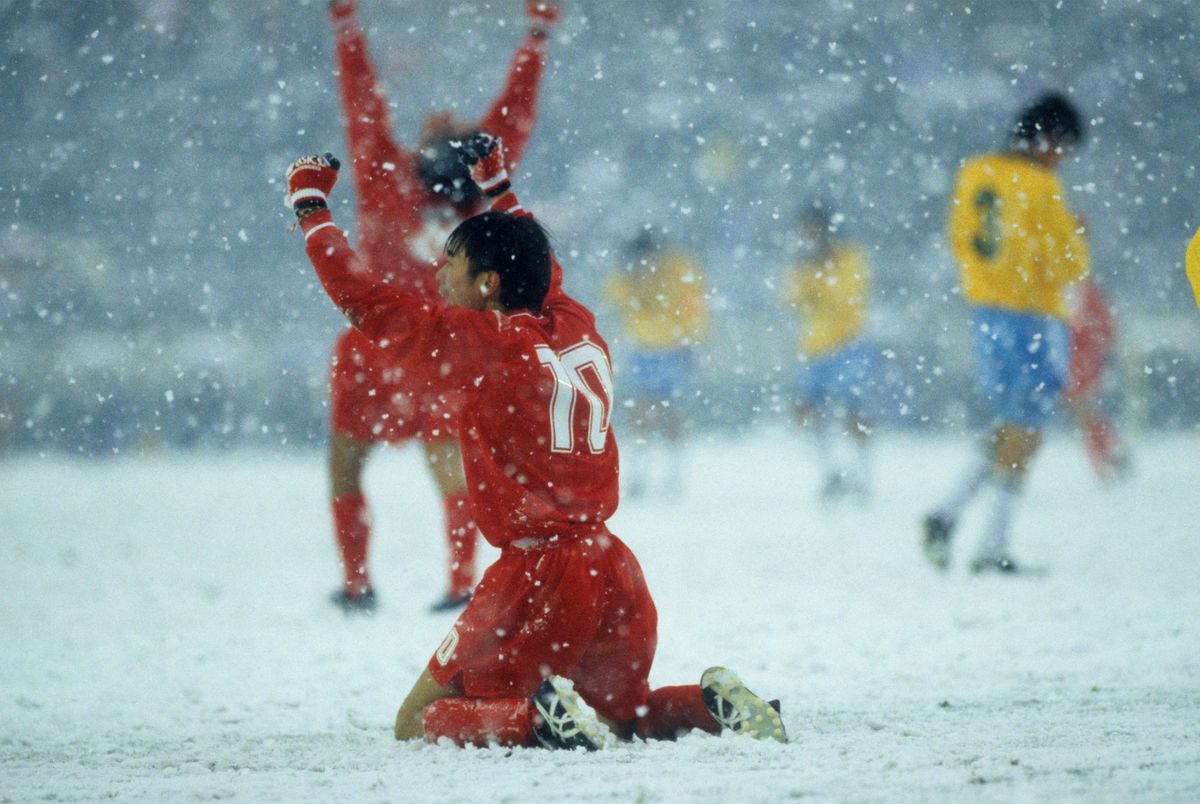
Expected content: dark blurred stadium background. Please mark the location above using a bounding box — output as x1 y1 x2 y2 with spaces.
2 0 1197 454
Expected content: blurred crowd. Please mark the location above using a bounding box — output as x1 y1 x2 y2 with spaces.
2 0 1198 454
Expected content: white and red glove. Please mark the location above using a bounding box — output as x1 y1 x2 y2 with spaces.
284 153 340 216
456 134 510 198
526 0 560 39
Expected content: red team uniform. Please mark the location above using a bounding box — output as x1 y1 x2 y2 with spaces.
326 0 551 602
289 140 785 746
1064 277 1128 480
305 179 661 727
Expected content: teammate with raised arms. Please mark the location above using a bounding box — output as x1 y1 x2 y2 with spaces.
320 0 559 613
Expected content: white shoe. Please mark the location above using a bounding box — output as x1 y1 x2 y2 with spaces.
700 667 788 743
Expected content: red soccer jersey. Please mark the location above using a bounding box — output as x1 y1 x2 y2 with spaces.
333 14 548 298
302 195 620 548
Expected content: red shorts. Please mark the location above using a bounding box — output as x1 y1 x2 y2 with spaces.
428 529 658 723
329 327 464 442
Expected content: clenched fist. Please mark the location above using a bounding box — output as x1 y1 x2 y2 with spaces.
285 153 341 215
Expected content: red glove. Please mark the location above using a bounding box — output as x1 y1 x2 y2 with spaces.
526 0 560 38
456 134 509 198
284 153 340 215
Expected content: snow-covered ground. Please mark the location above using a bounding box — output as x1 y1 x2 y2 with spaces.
2 429 1198 801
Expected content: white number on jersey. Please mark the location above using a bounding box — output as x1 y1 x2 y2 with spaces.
535 342 614 454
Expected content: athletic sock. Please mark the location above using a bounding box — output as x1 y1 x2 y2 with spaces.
978 473 1021 560
1084 415 1115 477
422 698 536 748
635 685 720 741
331 492 371 594
851 429 871 495
444 492 478 598
935 449 992 521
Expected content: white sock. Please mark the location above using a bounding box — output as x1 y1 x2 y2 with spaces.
936 451 992 521
978 475 1021 560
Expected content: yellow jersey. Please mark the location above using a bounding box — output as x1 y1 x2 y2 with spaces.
783 244 869 358
1187 226 1200 311
604 250 709 350
948 153 1089 319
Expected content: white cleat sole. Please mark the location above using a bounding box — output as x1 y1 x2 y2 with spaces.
701 666 788 743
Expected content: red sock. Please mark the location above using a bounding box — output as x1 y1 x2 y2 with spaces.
332 493 371 594
444 492 478 598
635 685 719 741
1084 415 1115 476
422 698 536 748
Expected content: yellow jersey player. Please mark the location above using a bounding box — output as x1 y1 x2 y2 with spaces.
782 204 873 502
1187 226 1200 310
604 230 709 498
924 93 1089 574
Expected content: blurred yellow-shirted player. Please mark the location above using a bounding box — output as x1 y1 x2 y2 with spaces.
1187 226 1200 310
924 93 1089 575
782 204 874 502
605 230 709 498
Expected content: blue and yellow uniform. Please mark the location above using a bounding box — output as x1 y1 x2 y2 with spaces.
605 250 709 399
1187 226 1200 311
783 244 872 407
949 153 1089 426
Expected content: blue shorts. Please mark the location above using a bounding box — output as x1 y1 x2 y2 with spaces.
796 340 873 409
971 306 1070 428
624 348 693 400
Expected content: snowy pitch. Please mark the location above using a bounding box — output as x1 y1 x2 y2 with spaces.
2 430 1198 800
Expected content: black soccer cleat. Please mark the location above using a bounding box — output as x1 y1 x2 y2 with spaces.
700 667 788 743
530 676 617 751
428 591 472 613
922 513 955 571
330 585 376 614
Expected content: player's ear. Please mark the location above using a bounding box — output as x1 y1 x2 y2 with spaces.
478 271 500 298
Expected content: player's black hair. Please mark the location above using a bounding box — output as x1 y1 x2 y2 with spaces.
1010 93 1085 150
418 133 483 206
445 211 553 313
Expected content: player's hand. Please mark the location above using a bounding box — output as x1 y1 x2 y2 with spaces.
285 153 341 215
456 134 509 198
526 0 560 37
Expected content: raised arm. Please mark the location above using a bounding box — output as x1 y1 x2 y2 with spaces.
286 154 497 385
328 1 422 204
477 1 560 172
461 133 565 299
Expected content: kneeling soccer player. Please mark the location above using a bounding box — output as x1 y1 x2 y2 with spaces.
286 139 786 749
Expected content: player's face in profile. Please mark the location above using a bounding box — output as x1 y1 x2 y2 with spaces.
437 249 484 310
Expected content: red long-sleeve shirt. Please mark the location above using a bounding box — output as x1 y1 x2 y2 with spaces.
300 194 620 548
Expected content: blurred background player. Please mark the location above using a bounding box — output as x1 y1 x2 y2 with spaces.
1188 226 1200 309
603 230 709 499
781 203 874 503
1064 276 1131 482
323 0 558 612
923 93 1089 574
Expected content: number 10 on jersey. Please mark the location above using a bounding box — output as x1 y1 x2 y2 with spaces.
536 342 614 454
